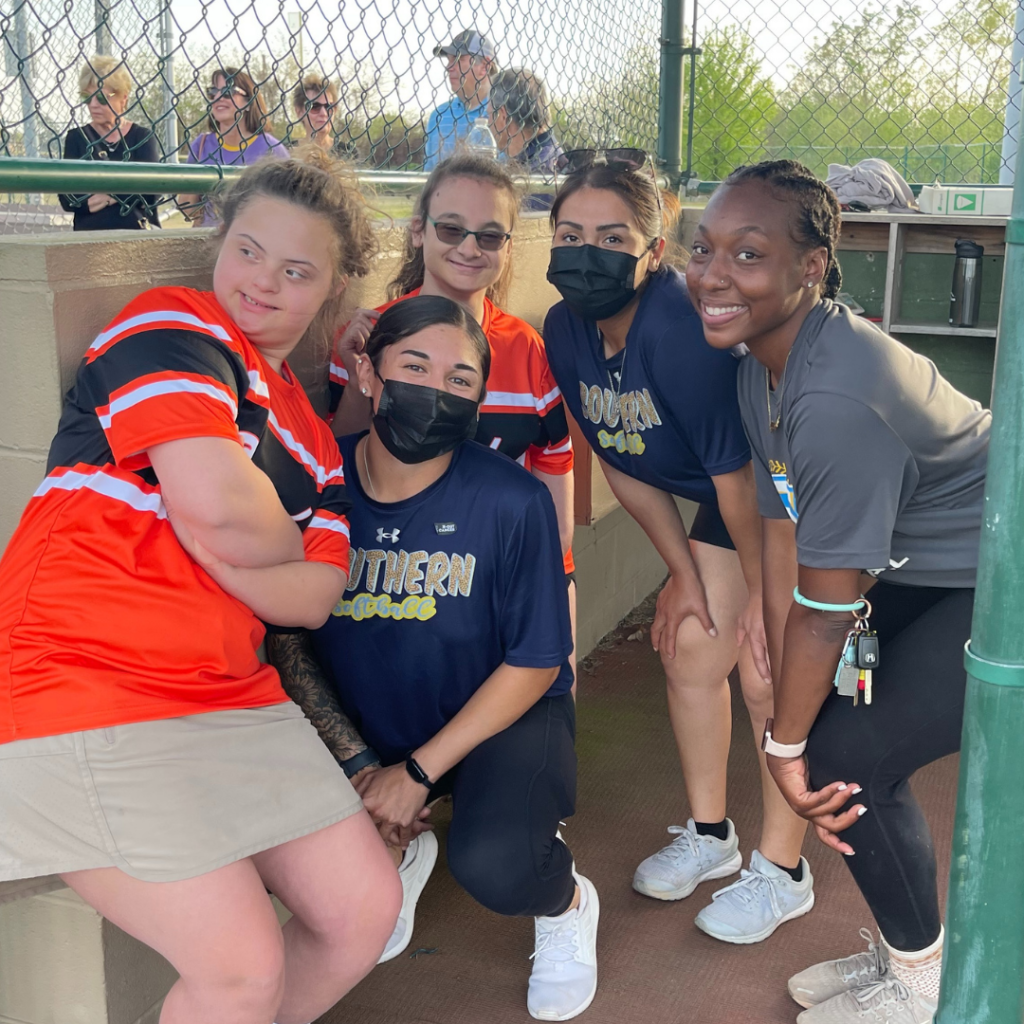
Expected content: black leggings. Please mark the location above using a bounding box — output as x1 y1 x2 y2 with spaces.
806 580 974 951
429 692 577 918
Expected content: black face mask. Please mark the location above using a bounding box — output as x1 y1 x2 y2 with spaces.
371 377 480 465
546 244 641 321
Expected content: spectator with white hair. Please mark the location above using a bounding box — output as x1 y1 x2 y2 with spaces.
59 55 160 231
490 67 563 173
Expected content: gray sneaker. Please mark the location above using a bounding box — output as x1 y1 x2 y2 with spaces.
632 819 742 901
789 929 891 1009
796 979 936 1023
694 849 814 944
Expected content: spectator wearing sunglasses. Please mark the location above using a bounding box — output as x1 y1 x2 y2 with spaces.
424 29 497 170
287 74 357 160
59 56 161 231
490 68 562 174
544 152 816 945
180 67 287 227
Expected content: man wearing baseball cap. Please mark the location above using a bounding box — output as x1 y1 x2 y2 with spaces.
423 28 497 169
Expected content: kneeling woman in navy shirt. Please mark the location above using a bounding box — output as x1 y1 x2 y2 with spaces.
267 295 598 1023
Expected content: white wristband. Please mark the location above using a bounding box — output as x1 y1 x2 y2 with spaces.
761 719 807 758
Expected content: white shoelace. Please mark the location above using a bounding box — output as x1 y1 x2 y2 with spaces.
838 928 889 986
531 919 580 964
654 825 701 864
853 977 915 1009
710 868 782 919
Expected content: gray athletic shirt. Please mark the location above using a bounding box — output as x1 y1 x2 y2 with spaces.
738 300 990 588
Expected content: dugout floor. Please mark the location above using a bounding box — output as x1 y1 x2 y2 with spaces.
322 590 957 1024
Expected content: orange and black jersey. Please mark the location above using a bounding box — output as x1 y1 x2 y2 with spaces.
329 290 574 476
0 286 351 744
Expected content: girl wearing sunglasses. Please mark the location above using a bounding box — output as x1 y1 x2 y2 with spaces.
543 152 813 945
181 67 287 227
329 154 578 675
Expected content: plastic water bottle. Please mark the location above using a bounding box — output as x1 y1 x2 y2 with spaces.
465 117 497 159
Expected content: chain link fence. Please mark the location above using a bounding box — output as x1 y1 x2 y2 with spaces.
0 0 1019 232
685 0 1017 187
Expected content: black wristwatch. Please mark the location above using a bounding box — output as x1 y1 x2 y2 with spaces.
338 747 380 779
405 755 432 789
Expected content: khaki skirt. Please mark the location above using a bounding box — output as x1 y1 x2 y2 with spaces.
0 701 362 884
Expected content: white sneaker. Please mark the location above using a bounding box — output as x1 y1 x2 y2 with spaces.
694 849 814 944
377 831 438 964
796 979 935 1023
789 929 891 1008
632 819 742 900
528 873 599 1021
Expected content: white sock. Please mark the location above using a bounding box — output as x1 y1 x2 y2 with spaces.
883 926 943 1002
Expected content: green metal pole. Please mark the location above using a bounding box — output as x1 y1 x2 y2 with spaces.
935 104 1024 1024
657 0 685 188
0 157 447 194
681 0 700 184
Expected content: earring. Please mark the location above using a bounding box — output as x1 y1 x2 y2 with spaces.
806 281 815 289
720 278 726 285
361 387 368 395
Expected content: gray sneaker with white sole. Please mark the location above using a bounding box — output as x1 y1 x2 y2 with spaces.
789 929 891 1008
694 849 814 944
796 978 936 1024
632 819 742 901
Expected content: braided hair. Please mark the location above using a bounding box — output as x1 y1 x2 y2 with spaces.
723 160 843 299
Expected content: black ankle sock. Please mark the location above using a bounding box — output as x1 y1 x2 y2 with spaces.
772 859 804 883
693 819 729 842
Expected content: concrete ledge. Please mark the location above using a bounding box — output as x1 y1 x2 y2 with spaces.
573 496 692 660
0 886 176 1024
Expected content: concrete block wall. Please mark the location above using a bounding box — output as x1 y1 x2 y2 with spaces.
0 218 667 1024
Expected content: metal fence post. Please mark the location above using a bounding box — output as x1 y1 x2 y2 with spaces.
94 0 111 55
934 121 1024 1024
657 0 684 188
1000 0 1024 185
159 0 177 162
12 0 39 198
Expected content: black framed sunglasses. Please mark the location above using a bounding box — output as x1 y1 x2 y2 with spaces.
206 85 247 102
428 216 511 252
305 100 335 113
80 89 111 105
554 148 649 174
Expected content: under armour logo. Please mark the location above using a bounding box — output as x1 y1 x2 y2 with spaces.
376 528 401 543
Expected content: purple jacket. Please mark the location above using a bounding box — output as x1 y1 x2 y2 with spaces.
187 131 288 226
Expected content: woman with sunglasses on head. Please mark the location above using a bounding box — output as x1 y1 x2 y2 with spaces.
268 295 598 1021
692 161 988 1023
60 56 161 231
180 67 287 227
329 154 578 671
543 149 813 945
0 150 401 1024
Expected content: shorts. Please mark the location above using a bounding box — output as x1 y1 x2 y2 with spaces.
566 571 577 588
688 502 736 550
0 701 361 884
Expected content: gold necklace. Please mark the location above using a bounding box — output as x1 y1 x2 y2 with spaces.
765 350 793 432
361 437 379 499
